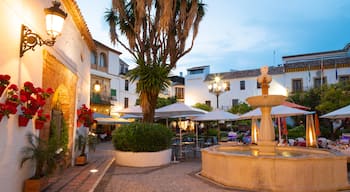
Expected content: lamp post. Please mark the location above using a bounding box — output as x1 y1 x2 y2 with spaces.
208 76 229 109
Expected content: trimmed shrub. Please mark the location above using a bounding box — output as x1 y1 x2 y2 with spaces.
112 122 173 152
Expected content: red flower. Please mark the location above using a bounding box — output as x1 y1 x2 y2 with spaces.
0 74 10 87
19 81 54 120
36 109 50 122
0 103 17 118
6 84 20 106
77 104 95 127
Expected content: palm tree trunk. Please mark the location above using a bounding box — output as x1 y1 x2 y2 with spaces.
141 91 158 123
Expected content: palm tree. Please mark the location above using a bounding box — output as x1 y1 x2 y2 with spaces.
105 0 206 122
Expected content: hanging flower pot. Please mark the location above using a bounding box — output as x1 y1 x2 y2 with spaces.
18 115 30 127
35 119 45 130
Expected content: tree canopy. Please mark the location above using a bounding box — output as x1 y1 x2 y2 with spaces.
106 0 206 122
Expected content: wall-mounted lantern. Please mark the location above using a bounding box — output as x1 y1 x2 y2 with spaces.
20 1 67 57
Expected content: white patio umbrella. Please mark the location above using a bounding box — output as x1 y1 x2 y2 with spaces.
156 102 207 159
239 105 313 120
93 112 130 125
320 104 350 119
94 117 130 125
193 109 239 121
239 105 313 144
117 105 143 115
155 102 207 117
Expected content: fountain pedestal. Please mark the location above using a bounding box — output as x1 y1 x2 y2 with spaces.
246 95 286 155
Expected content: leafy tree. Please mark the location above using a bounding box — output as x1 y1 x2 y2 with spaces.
228 102 252 115
106 0 206 122
136 96 177 108
193 102 212 112
316 83 350 114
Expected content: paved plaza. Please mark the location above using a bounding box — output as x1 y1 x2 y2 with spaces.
44 141 350 192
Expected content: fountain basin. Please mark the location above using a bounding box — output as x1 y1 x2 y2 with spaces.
201 145 349 192
246 95 286 107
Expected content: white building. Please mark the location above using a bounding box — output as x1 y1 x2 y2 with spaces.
0 0 94 191
185 44 350 110
159 75 185 102
90 40 138 117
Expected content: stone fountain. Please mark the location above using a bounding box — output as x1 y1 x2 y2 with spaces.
201 66 349 192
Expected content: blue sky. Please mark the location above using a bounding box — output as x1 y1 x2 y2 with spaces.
76 0 350 76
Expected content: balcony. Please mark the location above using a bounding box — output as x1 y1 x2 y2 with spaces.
91 93 111 105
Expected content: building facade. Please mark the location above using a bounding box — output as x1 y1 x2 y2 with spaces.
0 0 94 191
185 44 350 110
159 75 185 102
90 40 138 117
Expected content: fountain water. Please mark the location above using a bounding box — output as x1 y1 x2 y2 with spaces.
201 66 349 192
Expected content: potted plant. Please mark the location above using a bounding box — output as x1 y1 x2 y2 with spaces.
112 122 173 167
35 109 50 130
20 132 60 192
0 74 10 97
75 132 98 165
0 84 20 122
76 104 95 128
18 81 53 127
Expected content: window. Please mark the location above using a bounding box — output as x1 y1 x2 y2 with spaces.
111 89 117 97
224 81 230 91
125 80 129 91
314 77 327 88
232 99 239 106
120 63 128 75
292 79 303 93
205 100 211 108
189 69 203 75
339 75 350 83
90 52 97 65
124 98 129 108
240 80 245 90
111 89 117 100
175 87 184 99
99 53 106 67
257 81 261 89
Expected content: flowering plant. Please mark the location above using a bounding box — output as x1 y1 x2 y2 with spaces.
77 104 95 127
0 84 19 119
0 74 11 97
36 109 50 122
19 81 54 120
0 74 10 88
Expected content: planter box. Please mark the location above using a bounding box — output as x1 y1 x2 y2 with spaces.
115 149 172 167
75 155 87 166
23 177 48 192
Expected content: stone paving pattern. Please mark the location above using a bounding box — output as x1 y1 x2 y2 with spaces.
44 141 350 192
44 142 114 192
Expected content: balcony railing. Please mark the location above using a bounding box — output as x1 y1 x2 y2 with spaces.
91 94 111 105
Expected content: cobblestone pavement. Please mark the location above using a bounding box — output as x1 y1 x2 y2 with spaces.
44 142 114 192
94 158 247 192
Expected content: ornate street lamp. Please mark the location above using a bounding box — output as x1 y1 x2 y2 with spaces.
208 76 229 109
20 1 67 57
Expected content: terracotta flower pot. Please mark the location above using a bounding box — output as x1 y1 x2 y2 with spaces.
34 120 45 130
23 177 48 192
75 155 87 166
18 115 30 127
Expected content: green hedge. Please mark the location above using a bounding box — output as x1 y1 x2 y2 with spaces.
112 123 173 152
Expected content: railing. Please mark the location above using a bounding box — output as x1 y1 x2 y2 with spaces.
90 94 111 104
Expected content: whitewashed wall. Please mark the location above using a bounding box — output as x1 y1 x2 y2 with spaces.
0 1 90 191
